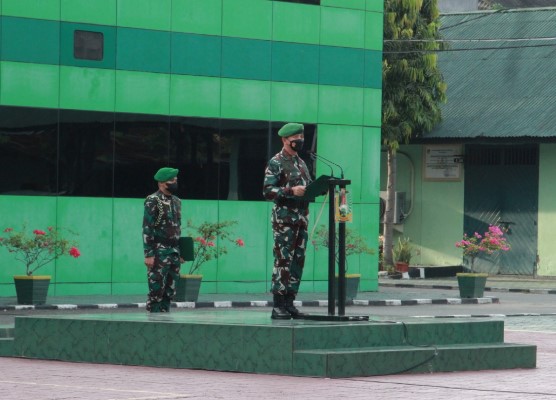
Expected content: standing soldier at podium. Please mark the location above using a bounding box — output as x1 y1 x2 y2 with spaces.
263 123 312 319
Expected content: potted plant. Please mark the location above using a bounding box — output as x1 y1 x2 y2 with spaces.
392 237 414 273
0 226 81 304
175 220 245 302
312 225 375 300
455 225 511 298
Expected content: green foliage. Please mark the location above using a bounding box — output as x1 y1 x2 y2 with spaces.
0 226 81 276
186 220 245 275
392 237 415 264
312 225 375 260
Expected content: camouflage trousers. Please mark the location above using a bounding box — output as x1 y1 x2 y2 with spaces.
146 252 180 312
271 208 309 295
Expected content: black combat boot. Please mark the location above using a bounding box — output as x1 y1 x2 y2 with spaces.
285 292 306 319
271 294 291 320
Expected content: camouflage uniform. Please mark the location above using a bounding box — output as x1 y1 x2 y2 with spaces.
263 149 312 295
143 191 181 312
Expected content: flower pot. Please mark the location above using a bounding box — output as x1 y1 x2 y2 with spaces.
335 274 361 301
175 274 202 302
457 273 488 298
395 262 409 273
13 275 51 305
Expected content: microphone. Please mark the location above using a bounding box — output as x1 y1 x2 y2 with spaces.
309 152 333 177
309 152 344 179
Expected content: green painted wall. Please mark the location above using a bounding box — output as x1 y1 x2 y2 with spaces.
537 144 556 276
0 0 383 296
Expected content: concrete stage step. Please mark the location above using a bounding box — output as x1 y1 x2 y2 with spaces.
3 311 536 377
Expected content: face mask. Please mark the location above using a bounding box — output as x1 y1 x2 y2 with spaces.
166 182 178 193
289 139 304 151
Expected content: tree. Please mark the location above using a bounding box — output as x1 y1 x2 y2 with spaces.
381 0 447 268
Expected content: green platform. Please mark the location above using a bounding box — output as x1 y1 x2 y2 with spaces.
1 311 536 377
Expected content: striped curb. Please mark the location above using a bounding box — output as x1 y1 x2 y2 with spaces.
380 282 556 294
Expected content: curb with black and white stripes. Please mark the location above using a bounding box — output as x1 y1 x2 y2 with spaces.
380 281 556 295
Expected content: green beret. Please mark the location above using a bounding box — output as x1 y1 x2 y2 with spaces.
154 167 179 182
278 123 304 138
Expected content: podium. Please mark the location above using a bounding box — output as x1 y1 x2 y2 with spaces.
301 175 368 322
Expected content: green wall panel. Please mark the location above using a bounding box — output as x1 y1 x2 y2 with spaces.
55 197 113 283
116 28 171 74
364 51 382 88
60 66 115 112
172 0 222 35
365 11 383 51
358 202 379 291
322 0 366 10
320 7 365 49
538 144 556 275
320 46 364 87
272 1 320 45
60 23 116 69
172 33 221 77
318 85 364 126
222 0 272 40
112 198 144 283
366 0 384 13
61 0 117 26
170 74 221 118
2 17 59 65
221 78 270 120
363 88 381 127
0 196 57 283
216 201 268 283
54 282 112 296
1 62 59 108
117 0 171 31
271 42 319 84
360 127 381 203
115 70 170 115
222 37 271 81
270 82 318 123
2 0 59 20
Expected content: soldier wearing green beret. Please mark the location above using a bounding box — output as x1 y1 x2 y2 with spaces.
263 123 312 319
142 167 183 312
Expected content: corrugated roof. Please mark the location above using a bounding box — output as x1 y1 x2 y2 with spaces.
424 8 556 140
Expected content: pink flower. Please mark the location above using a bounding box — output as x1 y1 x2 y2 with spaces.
33 230 46 235
200 238 207 246
236 238 245 247
48 226 53 231
69 247 81 258
4 228 13 232
207 241 215 247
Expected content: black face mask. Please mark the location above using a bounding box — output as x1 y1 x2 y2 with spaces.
289 139 304 152
166 182 178 193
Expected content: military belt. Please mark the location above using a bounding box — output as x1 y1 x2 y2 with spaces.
276 198 309 209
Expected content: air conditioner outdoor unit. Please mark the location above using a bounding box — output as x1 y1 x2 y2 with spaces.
379 191 406 224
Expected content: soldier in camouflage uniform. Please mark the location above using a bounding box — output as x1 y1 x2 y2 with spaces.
263 123 312 320
143 167 182 312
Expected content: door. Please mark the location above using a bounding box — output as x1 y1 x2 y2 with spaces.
464 145 538 275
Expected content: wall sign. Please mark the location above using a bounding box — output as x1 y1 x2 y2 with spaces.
423 144 463 181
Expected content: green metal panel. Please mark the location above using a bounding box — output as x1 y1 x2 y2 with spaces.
171 0 222 35
320 46 364 87
272 1 320 45
60 66 115 112
221 37 271 81
222 0 272 40
1 61 59 108
363 88 381 127
116 28 170 74
115 70 170 115
60 22 116 69
322 0 366 10
172 33 221 77
170 74 221 118
2 0 59 20
61 0 117 25
112 198 145 284
366 0 384 12
365 11 383 51
320 7 365 49
270 82 318 123
364 51 382 88
271 42 319 84
538 144 556 276
220 78 270 120
55 283 112 296
318 85 364 126
55 197 113 283
117 0 171 31
2 17 59 65
360 127 381 203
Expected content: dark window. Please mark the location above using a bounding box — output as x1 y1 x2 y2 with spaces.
276 0 320 4
0 106 58 195
74 30 104 61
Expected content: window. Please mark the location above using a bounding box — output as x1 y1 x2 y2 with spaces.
276 0 320 4
74 30 104 61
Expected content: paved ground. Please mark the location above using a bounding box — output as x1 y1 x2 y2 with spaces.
2 275 556 399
